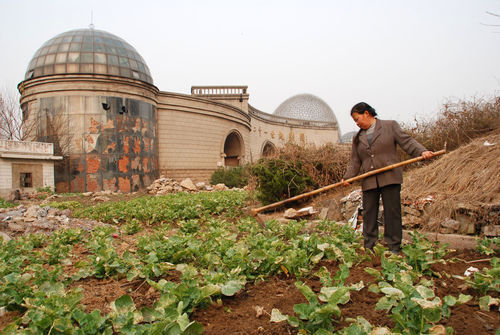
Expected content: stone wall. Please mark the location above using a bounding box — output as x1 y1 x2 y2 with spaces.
248 107 339 162
156 92 251 181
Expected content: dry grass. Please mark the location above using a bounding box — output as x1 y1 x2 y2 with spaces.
403 96 500 152
402 129 500 230
264 142 351 187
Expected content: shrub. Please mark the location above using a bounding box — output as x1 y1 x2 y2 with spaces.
210 166 248 188
271 143 351 187
252 158 315 204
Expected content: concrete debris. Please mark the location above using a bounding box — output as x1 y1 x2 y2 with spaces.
464 266 479 276
214 183 227 191
91 196 111 203
439 218 461 234
482 225 500 237
340 189 362 221
335 189 499 236
284 208 299 219
318 207 329 220
318 198 343 221
284 206 318 219
483 140 496 147
180 178 197 191
0 204 108 239
146 176 241 195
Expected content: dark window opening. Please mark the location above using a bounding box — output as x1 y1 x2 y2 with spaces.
20 173 32 188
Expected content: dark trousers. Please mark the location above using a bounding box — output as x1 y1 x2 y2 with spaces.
362 184 402 251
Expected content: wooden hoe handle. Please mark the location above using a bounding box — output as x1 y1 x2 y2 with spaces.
251 148 447 216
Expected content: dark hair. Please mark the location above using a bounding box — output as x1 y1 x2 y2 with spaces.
351 102 377 116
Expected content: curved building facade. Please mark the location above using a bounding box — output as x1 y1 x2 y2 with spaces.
19 27 340 192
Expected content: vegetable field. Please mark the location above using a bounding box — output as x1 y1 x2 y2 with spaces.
0 190 498 334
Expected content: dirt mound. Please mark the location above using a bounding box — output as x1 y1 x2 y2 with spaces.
402 130 500 232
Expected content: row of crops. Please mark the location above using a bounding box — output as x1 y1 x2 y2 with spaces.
0 190 498 334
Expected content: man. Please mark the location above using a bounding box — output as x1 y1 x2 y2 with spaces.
342 102 434 253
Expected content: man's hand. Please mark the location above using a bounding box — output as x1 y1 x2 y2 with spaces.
340 179 350 186
421 151 434 160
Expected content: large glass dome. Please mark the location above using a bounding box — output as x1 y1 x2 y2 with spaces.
273 93 337 123
25 28 153 84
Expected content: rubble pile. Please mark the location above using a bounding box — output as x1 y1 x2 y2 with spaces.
0 205 108 241
428 202 500 236
146 176 229 195
328 189 500 237
340 189 363 222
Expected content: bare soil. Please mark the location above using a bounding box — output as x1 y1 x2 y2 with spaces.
1 188 498 334
192 249 499 334
6 242 496 334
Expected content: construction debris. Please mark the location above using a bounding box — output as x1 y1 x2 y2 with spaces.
0 205 108 239
283 206 318 219
146 176 234 195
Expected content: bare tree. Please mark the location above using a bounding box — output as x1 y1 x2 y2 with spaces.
38 106 73 157
482 11 500 33
0 88 24 141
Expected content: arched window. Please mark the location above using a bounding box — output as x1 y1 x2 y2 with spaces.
261 141 277 157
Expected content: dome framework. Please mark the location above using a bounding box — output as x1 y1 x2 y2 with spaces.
273 93 337 123
25 28 153 84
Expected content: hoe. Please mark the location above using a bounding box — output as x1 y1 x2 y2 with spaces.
251 146 447 217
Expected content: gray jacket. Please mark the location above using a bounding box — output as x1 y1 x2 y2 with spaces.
343 119 427 191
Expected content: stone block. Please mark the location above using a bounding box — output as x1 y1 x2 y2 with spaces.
482 225 500 237
440 218 460 232
284 208 298 219
403 206 421 217
180 178 197 191
318 207 329 220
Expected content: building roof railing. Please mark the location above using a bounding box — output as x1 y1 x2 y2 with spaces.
191 86 248 96
0 140 63 160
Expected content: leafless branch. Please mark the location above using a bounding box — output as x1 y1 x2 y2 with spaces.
480 23 500 27
0 89 23 141
38 108 73 157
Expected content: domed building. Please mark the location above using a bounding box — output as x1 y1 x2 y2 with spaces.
18 27 340 193
273 94 338 123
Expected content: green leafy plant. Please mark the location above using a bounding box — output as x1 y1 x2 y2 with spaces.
0 198 15 208
36 186 55 194
122 218 142 235
453 257 500 295
46 200 84 211
337 316 391 335
475 237 500 255
71 190 248 224
252 158 315 204
372 277 471 335
210 166 248 188
19 282 89 334
402 232 449 275
271 281 351 334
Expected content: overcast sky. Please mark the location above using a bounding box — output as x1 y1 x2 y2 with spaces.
1 0 499 134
